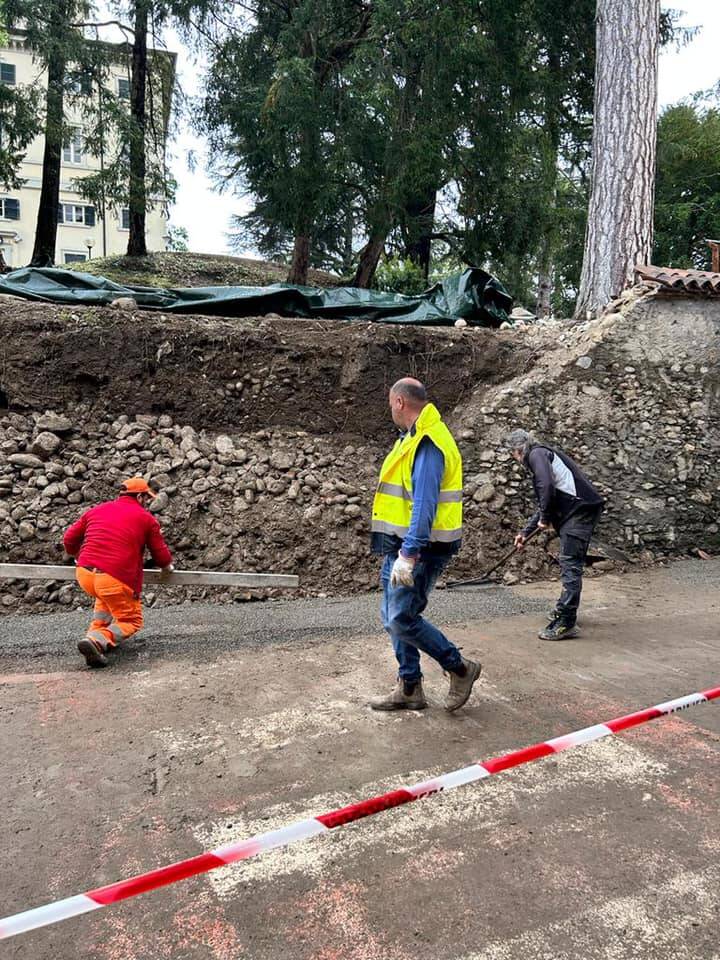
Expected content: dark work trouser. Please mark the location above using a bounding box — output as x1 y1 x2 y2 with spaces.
556 508 602 627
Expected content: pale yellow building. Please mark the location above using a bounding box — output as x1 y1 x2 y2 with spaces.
0 31 175 268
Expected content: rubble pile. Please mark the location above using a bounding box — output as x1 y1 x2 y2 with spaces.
0 410 382 612
458 284 720 556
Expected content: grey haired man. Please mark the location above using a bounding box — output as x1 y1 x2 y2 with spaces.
505 429 604 640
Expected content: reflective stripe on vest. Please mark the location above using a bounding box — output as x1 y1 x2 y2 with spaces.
376 482 462 504
371 403 463 545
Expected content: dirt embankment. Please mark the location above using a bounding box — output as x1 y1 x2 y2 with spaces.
0 298 537 614
0 299 530 438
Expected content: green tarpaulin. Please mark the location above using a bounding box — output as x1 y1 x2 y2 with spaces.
0 266 512 327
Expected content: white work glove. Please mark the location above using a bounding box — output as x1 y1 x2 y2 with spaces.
390 554 416 588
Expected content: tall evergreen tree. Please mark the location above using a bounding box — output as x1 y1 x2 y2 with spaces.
451 0 595 311
77 0 208 259
5 0 95 265
346 0 478 286
198 0 602 293
0 16 42 190
202 0 371 284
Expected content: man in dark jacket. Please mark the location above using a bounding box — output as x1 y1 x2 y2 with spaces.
505 429 604 640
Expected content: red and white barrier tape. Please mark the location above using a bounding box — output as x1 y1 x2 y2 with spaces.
2 685 719 940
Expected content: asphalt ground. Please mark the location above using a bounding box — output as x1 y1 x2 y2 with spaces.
0 578 549 670
1 559 719 959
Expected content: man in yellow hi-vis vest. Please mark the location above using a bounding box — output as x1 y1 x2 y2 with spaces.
370 378 482 712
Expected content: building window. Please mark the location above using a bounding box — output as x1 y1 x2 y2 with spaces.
58 203 96 227
62 127 84 165
120 207 130 230
117 77 130 100
0 197 20 220
68 72 93 96
63 252 88 264
0 64 16 85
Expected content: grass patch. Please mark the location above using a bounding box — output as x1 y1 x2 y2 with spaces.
65 252 340 290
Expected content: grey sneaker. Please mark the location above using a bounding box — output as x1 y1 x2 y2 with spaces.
444 658 482 712
78 637 109 668
370 679 428 711
538 622 579 641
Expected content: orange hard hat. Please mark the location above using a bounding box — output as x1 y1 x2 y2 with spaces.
120 477 157 498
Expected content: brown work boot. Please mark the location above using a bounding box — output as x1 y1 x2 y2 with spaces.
444 658 482 712
78 636 109 668
370 678 428 711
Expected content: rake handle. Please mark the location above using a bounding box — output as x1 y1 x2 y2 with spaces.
446 526 541 588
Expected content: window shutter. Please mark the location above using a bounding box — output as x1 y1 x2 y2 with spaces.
84 206 95 227
0 64 16 85
5 198 19 220
57 204 65 224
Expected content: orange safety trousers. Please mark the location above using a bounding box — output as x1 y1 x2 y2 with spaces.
75 567 144 648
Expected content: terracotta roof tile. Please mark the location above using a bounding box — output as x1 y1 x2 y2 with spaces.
635 264 720 294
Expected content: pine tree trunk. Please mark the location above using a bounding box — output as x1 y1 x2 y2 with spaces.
536 262 553 319
575 0 660 318
353 234 386 288
403 189 436 280
127 0 149 258
536 52 560 321
30 7 67 267
287 233 310 285
340 207 355 276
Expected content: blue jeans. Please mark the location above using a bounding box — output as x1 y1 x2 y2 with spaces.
380 552 463 682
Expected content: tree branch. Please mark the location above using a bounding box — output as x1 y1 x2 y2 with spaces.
70 18 135 38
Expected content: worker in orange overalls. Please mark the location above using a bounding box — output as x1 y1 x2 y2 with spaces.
63 477 174 668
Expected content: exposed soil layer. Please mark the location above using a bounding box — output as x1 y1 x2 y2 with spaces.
0 297 532 438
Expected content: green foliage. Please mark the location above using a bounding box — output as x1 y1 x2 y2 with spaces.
0 80 41 189
197 0 599 297
4 0 96 99
654 101 720 270
165 224 189 251
453 0 595 308
374 257 426 295
548 177 589 316
202 0 370 271
77 88 178 215
346 0 479 258
3 0 102 262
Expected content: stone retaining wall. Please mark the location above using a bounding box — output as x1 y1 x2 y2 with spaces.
1 285 718 613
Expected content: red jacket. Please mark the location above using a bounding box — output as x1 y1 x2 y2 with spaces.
64 496 173 595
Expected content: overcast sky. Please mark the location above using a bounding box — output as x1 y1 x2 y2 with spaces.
163 2 719 257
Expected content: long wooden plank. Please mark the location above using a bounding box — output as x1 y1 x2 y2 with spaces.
0 564 299 589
